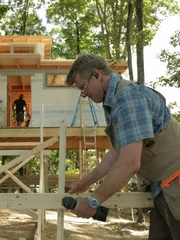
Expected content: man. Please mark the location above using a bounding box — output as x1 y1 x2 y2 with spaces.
65 53 180 240
12 94 28 127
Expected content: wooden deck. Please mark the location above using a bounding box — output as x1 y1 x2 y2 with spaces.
0 127 110 150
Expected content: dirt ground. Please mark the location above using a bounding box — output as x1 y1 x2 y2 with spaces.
0 209 150 240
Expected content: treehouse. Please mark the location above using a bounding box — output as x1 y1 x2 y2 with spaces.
0 35 128 151
0 36 154 240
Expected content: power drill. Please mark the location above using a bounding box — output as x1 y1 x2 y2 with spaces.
62 196 109 222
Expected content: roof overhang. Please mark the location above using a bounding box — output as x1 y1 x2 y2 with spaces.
0 36 52 59
0 54 128 74
0 54 41 69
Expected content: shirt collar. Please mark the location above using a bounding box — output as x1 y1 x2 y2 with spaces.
103 74 122 111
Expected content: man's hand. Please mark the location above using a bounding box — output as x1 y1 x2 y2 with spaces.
68 179 89 194
71 197 96 219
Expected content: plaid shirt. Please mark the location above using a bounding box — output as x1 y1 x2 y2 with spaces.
103 74 171 148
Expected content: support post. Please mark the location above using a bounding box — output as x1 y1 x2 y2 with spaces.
56 119 66 240
37 105 45 239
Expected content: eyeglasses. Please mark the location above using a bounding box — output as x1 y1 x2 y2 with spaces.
80 71 93 98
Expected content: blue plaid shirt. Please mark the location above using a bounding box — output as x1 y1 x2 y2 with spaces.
103 74 170 147
103 74 171 198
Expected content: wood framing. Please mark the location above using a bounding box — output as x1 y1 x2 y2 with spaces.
0 192 154 209
0 127 109 150
0 136 58 173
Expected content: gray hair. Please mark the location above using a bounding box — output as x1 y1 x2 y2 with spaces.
65 53 112 86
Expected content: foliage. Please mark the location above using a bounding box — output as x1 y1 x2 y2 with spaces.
0 3 9 20
158 29 180 88
27 156 40 175
168 101 180 121
46 0 180 61
47 0 104 58
173 110 180 122
49 150 80 175
0 0 179 67
0 149 80 179
0 0 48 35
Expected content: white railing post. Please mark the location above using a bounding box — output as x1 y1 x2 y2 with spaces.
56 119 66 240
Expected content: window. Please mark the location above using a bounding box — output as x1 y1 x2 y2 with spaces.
46 74 67 87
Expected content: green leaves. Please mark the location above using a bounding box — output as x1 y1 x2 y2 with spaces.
0 0 48 35
158 29 180 88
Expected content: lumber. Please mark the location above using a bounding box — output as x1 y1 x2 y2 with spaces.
0 192 154 209
0 136 58 173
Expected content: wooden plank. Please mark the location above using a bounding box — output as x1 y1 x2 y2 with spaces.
0 192 154 209
57 120 66 240
4 169 32 193
0 150 50 155
0 127 107 138
0 175 80 187
0 53 40 60
0 136 58 173
0 142 40 146
22 209 38 220
0 137 109 150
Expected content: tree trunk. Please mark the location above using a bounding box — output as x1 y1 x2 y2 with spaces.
136 0 145 83
126 0 134 81
20 0 29 35
75 18 80 54
95 0 111 59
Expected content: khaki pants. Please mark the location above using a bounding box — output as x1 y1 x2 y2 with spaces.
149 192 180 240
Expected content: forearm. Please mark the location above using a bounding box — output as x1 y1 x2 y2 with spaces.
25 106 28 113
80 147 118 187
93 141 142 204
93 160 136 203
12 103 15 112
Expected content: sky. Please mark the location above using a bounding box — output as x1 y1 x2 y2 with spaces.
140 14 180 111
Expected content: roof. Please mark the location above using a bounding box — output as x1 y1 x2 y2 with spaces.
0 36 128 73
0 35 52 59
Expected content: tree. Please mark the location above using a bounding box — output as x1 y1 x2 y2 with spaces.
47 0 104 59
0 0 47 35
126 0 134 81
0 2 9 20
94 0 128 60
46 0 180 81
168 102 180 121
158 29 180 87
135 0 145 83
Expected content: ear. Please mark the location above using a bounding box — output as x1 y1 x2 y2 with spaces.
93 72 98 78
92 70 99 78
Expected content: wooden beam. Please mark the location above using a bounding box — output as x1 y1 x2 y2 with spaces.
0 127 107 137
20 76 24 90
57 119 66 240
0 142 40 146
0 136 58 173
0 192 154 209
4 169 32 193
0 150 50 155
0 137 109 150
22 209 38 220
16 58 20 69
0 175 80 188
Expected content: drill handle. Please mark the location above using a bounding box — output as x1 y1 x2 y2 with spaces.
62 196 77 209
62 196 109 222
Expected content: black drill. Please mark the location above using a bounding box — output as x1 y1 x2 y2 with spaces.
62 196 109 222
